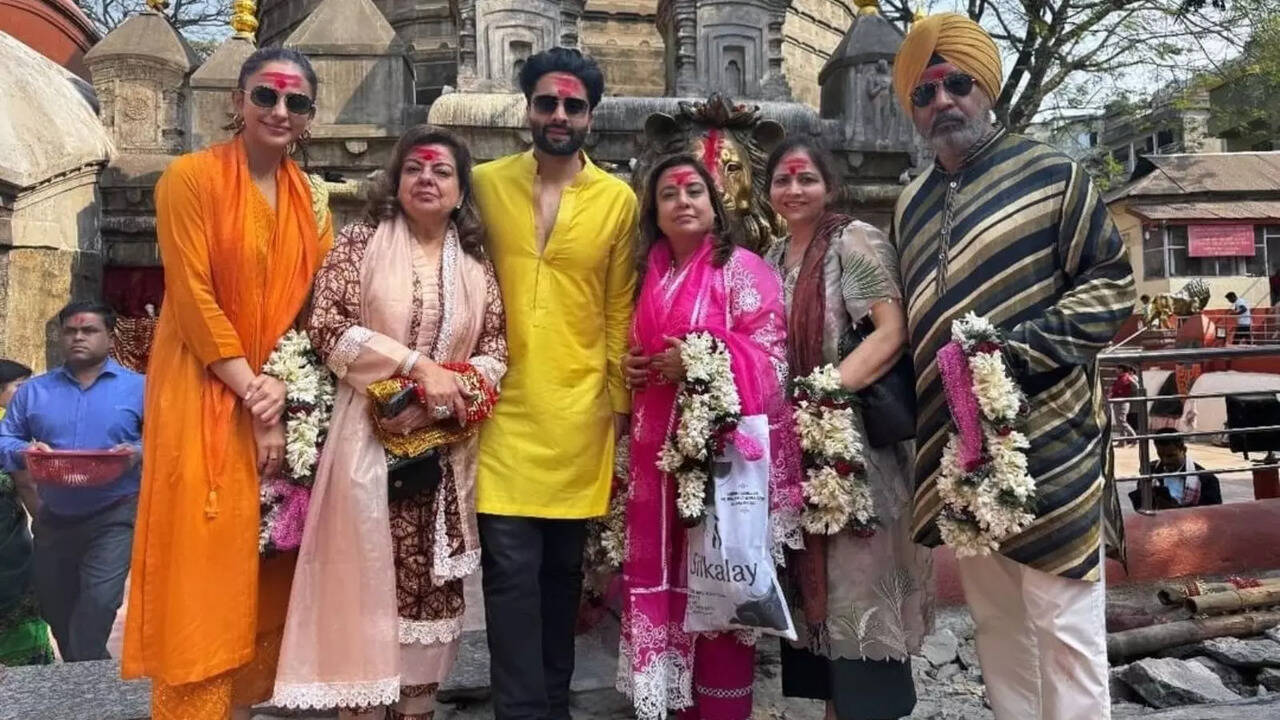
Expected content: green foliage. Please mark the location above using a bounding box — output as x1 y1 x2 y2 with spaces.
1088 152 1131 192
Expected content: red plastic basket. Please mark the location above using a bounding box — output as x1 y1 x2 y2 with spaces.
23 449 133 488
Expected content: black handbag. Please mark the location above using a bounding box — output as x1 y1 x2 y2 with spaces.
847 319 918 448
386 449 442 502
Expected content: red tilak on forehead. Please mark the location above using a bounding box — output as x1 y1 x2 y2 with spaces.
701 128 722 181
260 71 303 90
412 146 442 163
668 168 698 187
552 74 586 98
919 63 958 84
784 157 811 175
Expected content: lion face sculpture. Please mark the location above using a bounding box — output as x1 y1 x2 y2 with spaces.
634 94 785 255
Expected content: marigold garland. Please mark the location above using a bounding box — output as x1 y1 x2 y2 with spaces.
935 313 1037 557
791 365 876 536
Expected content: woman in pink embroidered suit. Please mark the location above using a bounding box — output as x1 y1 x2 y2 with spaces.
619 154 803 720
271 126 507 720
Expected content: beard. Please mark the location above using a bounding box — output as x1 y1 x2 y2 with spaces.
532 120 587 156
926 110 993 158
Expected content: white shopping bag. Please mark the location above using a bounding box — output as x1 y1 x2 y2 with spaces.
683 414 796 640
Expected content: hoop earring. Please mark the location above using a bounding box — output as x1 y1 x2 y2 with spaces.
227 113 245 134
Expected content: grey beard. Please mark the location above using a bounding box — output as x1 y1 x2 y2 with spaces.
927 113 993 160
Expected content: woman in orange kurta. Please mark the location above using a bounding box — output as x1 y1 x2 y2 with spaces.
122 48 333 720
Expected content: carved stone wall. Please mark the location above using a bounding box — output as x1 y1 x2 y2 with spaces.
83 10 197 155
3 31 110 369
91 60 188 155
580 0 665 98
260 0 459 104
456 0 587 92
782 0 853 107
659 0 791 100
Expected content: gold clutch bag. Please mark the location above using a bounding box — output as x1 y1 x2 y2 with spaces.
366 364 497 458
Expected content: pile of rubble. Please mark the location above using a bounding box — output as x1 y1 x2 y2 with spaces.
1111 631 1280 712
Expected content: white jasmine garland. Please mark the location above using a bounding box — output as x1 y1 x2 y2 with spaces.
791 364 877 536
585 438 630 575
262 330 337 485
258 330 337 556
936 314 1037 558
656 332 740 525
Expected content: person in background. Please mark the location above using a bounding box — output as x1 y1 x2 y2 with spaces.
0 359 54 666
1109 365 1139 443
0 302 144 662
1128 429 1223 511
1227 291 1251 344
1138 294 1151 320
470 47 637 720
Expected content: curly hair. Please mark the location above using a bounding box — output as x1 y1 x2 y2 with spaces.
365 125 486 260
637 154 734 291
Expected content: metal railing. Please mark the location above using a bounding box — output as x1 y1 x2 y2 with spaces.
1098 342 1280 514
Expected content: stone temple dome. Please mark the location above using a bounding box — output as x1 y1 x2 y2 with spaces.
0 29 113 189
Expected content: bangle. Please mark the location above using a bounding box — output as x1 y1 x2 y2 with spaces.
400 350 422 376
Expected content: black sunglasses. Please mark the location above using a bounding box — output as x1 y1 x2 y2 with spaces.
247 85 315 115
531 94 589 117
910 73 976 108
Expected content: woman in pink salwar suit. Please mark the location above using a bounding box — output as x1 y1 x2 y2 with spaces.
619 155 803 720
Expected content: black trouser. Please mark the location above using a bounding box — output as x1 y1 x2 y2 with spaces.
479 514 587 720
32 495 137 662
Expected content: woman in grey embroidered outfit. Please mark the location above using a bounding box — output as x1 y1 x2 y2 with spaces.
763 138 933 720
273 126 507 720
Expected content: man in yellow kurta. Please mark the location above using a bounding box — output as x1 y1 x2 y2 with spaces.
472 47 636 720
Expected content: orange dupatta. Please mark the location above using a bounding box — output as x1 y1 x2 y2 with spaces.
123 136 331 688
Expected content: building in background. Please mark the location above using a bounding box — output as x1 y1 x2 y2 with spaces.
255 0 868 107
1106 152 1280 310
0 0 99 79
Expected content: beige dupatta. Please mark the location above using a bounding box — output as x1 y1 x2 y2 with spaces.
272 215 503 709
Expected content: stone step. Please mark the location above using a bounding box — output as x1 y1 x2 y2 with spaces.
0 618 621 720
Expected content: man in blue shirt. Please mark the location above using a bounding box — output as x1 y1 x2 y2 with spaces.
0 301 144 661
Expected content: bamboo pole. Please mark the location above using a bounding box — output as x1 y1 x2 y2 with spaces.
1187 586 1280 615
1157 578 1280 605
1108 611 1280 662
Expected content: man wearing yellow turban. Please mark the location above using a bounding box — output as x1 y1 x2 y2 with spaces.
891 13 1135 720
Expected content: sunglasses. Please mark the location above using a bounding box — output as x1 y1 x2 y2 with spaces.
910 73 976 108
531 94 589 117
246 85 315 115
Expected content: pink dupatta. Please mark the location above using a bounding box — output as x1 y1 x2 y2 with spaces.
272 216 505 709
619 238 802 719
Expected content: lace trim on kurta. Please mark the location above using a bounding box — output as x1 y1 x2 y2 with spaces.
329 326 374 378
271 676 401 710
398 616 463 645
430 228 460 362
617 642 694 720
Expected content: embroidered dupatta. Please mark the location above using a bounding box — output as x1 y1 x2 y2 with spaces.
618 238 802 718
272 216 506 709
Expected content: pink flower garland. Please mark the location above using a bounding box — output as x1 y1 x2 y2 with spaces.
937 341 983 473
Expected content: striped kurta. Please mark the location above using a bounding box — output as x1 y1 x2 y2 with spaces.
894 131 1135 580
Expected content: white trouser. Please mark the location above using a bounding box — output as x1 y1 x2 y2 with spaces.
957 550 1110 720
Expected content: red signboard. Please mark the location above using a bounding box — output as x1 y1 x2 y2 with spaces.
1188 224 1256 257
